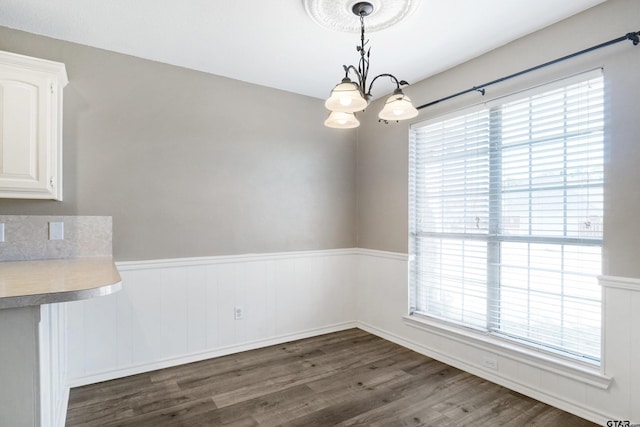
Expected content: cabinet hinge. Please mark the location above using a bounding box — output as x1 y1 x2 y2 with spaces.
49 177 54 187
50 84 54 94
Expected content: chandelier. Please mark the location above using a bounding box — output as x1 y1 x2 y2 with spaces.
324 1 419 129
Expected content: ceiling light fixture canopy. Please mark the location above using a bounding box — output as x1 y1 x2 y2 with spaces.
324 1 418 129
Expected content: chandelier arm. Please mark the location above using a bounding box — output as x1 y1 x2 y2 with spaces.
343 64 365 92
367 73 406 96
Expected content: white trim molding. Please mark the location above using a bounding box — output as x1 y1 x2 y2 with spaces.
116 248 358 271
402 315 612 389
353 248 409 261
599 275 640 291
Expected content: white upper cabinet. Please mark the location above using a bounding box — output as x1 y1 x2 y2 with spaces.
0 51 68 201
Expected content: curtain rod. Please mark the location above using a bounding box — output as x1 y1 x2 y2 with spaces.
416 30 640 110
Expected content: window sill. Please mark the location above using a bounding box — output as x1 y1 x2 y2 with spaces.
402 314 612 390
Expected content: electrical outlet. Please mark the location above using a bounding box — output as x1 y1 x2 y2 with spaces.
482 356 498 370
234 306 243 320
49 221 64 241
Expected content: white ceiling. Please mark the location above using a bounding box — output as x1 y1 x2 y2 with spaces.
0 0 606 100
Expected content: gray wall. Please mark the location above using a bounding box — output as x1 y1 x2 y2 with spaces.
2 0 637 274
356 0 640 278
0 28 356 261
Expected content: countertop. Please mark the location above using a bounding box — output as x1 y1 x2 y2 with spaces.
0 257 122 309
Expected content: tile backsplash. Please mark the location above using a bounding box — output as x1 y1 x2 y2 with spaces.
0 215 112 261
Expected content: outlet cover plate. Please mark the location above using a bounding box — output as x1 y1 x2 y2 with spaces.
482 356 498 370
49 222 64 240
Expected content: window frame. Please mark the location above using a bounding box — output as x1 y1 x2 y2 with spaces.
408 69 605 368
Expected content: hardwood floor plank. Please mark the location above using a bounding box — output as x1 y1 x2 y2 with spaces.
208 334 406 408
338 369 473 426
67 371 155 407
209 384 319 426
66 329 597 427
104 397 220 427
280 360 471 426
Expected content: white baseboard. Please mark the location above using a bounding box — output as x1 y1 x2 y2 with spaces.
356 321 612 426
68 321 357 388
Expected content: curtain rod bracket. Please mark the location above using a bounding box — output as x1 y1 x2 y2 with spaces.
473 87 486 96
627 31 639 46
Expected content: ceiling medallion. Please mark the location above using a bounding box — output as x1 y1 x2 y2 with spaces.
303 0 419 33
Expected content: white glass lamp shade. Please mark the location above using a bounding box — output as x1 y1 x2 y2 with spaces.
324 78 368 113
324 111 360 129
378 89 419 121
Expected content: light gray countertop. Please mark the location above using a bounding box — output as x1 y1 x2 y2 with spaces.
0 257 122 309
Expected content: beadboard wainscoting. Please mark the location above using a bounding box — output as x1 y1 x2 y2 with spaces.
355 249 640 425
66 249 357 387
63 248 640 425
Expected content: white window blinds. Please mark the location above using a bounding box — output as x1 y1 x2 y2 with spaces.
409 71 604 363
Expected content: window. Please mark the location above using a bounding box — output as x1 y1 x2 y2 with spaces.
409 71 604 364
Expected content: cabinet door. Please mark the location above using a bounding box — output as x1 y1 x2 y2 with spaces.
0 70 60 199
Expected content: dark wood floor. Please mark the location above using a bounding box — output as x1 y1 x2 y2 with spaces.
66 328 597 426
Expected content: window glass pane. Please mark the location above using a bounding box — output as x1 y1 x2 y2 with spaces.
530 189 566 236
529 291 562 341
563 298 601 359
501 242 528 266
414 238 487 329
566 137 604 182
563 273 600 301
563 245 601 276
497 287 529 335
414 110 490 234
530 140 565 188
501 192 530 235
496 242 601 361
